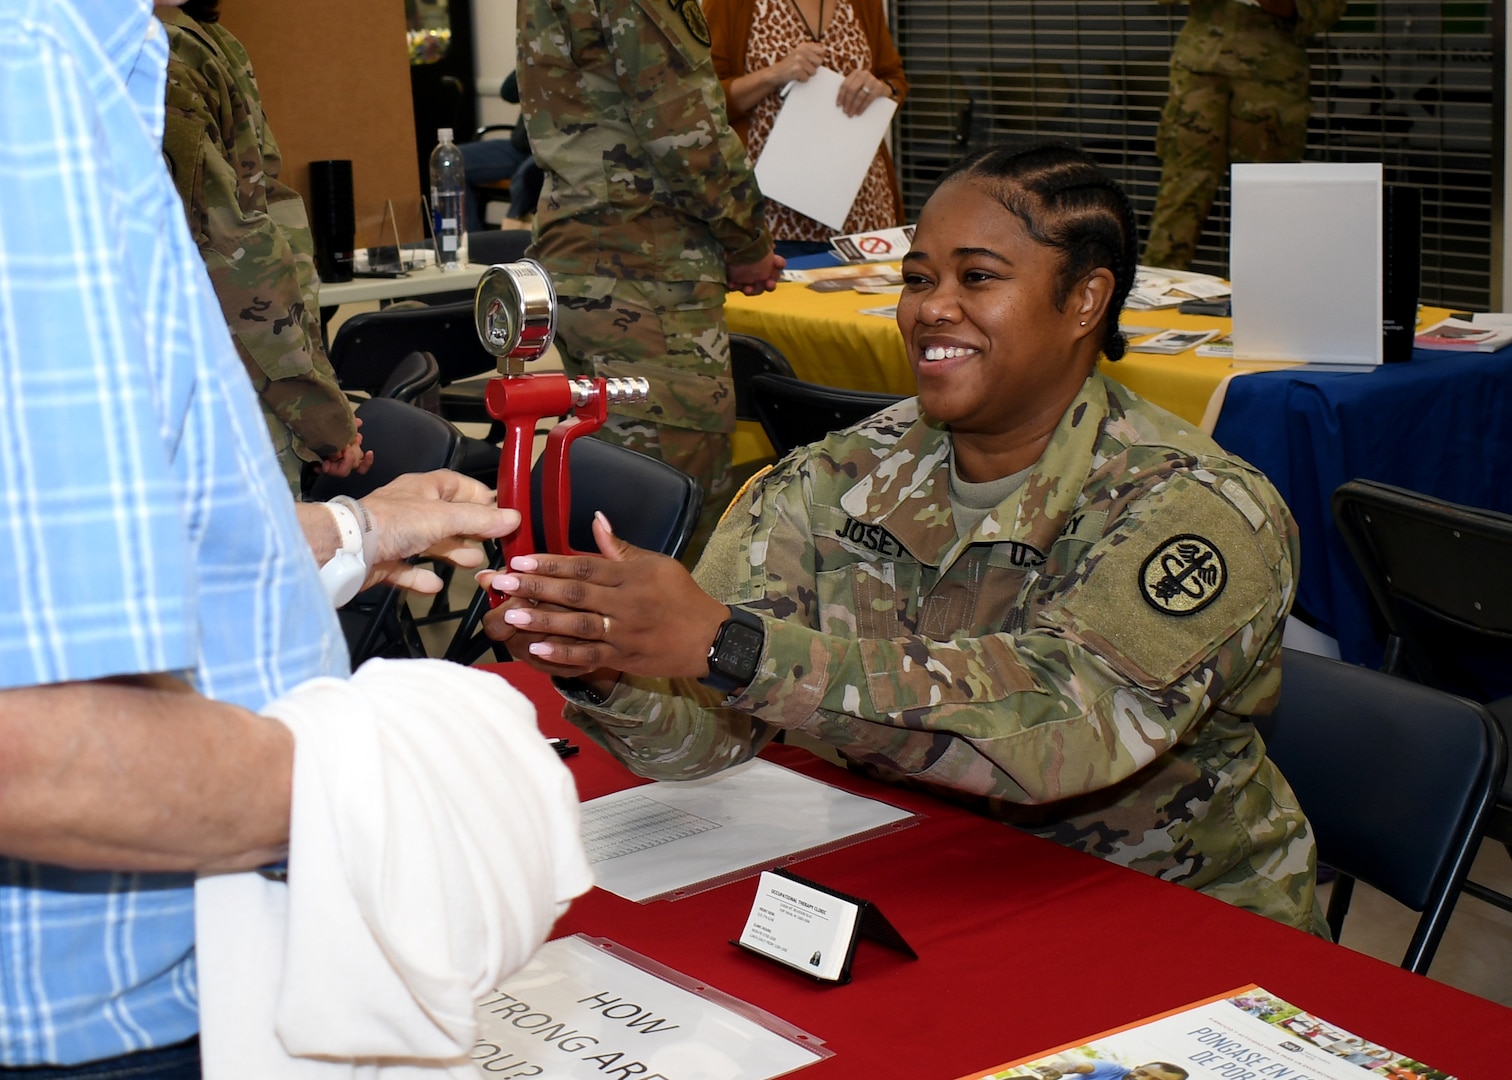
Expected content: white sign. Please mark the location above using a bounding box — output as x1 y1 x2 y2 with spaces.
1230 161 1384 367
473 936 826 1079
738 871 859 982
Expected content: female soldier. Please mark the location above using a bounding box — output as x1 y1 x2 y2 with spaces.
485 143 1325 934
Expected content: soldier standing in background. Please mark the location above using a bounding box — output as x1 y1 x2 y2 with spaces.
1143 0 1347 270
162 0 370 495
482 144 1327 936
518 0 784 558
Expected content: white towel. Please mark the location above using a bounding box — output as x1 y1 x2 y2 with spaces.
195 658 594 1079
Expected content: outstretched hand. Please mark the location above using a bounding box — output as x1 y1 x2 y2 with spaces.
480 512 729 679
358 470 520 594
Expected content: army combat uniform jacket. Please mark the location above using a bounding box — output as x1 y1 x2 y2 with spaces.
1161 0 1347 73
519 0 771 283
567 373 1325 931
161 12 357 489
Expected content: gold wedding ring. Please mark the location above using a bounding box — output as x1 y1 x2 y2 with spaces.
602 615 612 637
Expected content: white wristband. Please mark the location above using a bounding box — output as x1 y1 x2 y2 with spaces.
327 495 379 564
318 498 368 608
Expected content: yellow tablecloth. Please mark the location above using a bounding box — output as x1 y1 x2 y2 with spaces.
726 273 1450 461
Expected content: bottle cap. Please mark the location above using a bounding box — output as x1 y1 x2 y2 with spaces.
438 127 453 143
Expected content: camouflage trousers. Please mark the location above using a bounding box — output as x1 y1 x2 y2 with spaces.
1144 64 1313 270
551 275 735 561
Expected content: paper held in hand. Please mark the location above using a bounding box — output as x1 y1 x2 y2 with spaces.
753 66 898 231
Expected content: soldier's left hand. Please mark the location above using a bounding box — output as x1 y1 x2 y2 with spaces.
480 511 730 679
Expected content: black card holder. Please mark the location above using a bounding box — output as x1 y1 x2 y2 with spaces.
734 867 917 985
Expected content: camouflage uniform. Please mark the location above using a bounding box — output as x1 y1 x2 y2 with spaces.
161 11 358 496
1144 0 1347 270
518 0 774 551
566 373 1327 933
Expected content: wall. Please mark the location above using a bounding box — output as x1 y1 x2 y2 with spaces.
473 0 520 128
218 0 423 245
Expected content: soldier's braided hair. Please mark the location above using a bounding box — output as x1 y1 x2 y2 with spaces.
938 143 1138 362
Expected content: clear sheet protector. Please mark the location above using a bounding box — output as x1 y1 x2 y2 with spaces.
475 935 829 1080
580 758 917 902
753 67 897 232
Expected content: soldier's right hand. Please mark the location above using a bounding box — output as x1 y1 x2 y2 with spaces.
727 250 786 296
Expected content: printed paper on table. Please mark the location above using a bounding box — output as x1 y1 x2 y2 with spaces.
955 985 1453 1080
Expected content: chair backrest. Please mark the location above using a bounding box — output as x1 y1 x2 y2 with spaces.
375 350 441 410
1255 648 1505 973
528 437 703 560
307 397 466 666
328 300 494 395
466 228 532 267
1332 479 1512 702
729 333 795 423
746 372 905 458
442 437 703 665
308 397 463 499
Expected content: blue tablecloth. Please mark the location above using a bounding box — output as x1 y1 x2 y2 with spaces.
1211 346 1512 666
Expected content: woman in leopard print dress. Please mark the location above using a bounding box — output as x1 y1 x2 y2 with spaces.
705 0 908 252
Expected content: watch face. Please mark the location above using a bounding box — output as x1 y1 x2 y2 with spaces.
719 623 765 679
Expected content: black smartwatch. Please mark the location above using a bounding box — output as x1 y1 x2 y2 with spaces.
699 606 765 695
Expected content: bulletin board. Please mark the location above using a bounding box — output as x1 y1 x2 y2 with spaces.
223 1 423 246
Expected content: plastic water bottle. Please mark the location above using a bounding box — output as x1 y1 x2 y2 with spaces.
429 127 468 270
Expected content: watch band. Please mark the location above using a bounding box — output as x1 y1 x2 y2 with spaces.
699 606 765 695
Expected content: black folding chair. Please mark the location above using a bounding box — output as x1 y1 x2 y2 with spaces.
729 333 795 424
327 300 498 429
444 437 702 665
1254 648 1506 973
1332 478 1512 915
308 397 463 666
746 372 905 459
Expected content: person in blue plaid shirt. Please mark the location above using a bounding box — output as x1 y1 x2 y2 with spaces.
0 1 522 1073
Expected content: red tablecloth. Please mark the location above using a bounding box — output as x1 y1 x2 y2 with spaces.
488 664 1512 1079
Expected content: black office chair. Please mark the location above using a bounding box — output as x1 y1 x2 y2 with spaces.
444 437 703 665
308 397 464 666
1331 478 1512 915
1254 648 1506 974
746 372 905 459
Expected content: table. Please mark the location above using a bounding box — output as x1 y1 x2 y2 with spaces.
1212 344 1512 667
723 273 1247 427
315 261 487 307
495 664 1512 1080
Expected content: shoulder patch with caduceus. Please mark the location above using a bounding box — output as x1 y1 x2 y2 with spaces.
667 0 711 45
1139 534 1227 616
